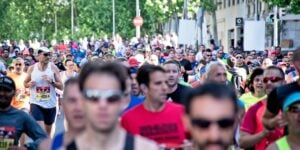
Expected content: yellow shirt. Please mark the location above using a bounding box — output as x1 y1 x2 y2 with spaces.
239 92 267 111
7 72 29 109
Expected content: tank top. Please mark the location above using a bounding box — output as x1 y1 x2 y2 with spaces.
276 136 291 150
30 63 57 108
66 133 134 150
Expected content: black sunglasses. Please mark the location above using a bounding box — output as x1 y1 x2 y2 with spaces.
191 118 235 129
83 89 124 103
263 77 283 83
288 105 300 113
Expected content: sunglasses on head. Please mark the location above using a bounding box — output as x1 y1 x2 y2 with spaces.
263 77 283 83
191 118 235 129
288 105 300 113
83 89 124 103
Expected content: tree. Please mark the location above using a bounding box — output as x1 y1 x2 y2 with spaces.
264 0 300 14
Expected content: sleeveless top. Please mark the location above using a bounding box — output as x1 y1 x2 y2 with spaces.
30 63 57 108
276 136 291 150
51 133 64 150
66 133 135 150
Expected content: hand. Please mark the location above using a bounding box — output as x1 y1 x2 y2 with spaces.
42 75 52 84
269 114 288 129
28 81 36 87
8 146 27 150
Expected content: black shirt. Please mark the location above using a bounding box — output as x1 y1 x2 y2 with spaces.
167 83 191 105
267 82 300 114
180 59 192 82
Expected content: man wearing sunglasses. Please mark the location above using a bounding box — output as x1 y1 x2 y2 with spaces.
121 64 187 149
24 47 63 137
267 92 300 150
263 48 300 134
240 66 285 150
184 83 238 150
65 62 158 149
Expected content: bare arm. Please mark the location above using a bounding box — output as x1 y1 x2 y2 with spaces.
24 66 34 88
51 64 63 90
239 130 270 148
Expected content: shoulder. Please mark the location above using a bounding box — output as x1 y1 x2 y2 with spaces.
134 135 159 150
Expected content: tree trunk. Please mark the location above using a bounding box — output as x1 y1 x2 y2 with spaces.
211 10 219 47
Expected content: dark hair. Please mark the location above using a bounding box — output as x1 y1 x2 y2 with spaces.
266 66 285 79
185 82 238 115
136 64 165 87
248 68 264 93
63 77 79 98
64 59 73 66
163 60 181 71
79 61 128 92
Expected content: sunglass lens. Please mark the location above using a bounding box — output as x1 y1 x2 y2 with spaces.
218 118 235 128
192 119 210 128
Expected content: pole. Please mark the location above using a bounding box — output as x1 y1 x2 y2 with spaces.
71 0 74 38
55 12 57 36
274 6 279 46
112 0 115 38
136 0 140 38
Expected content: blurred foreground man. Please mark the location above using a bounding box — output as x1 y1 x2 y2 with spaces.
184 83 238 150
267 92 300 150
39 77 85 150
65 62 158 150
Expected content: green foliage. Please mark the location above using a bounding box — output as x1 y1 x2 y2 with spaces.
264 0 300 14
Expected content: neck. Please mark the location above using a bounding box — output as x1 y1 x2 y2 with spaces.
253 91 265 98
287 134 300 147
168 83 178 93
144 98 165 112
82 125 124 148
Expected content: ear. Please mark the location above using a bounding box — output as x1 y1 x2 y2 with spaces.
140 84 148 93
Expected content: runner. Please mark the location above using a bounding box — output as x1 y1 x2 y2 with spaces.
163 60 191 104
24 47 63 137
240 66 285 150
184 83 238 150
65 62 159 149
267 92 300 150
0 76 47 150
121 64 187 149
39 77 85 150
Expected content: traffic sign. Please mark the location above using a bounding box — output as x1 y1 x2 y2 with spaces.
236 18 244 26
133 16 144 27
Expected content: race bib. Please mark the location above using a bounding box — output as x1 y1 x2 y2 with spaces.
15 89 26 102
36 86 51 101
0 127 15 150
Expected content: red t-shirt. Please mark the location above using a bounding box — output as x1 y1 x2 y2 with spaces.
121 102 186 146
240 100 284 150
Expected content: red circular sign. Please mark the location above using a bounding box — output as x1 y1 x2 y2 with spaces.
133 16 144 27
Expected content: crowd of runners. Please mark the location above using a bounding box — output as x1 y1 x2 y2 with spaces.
0 35 300 150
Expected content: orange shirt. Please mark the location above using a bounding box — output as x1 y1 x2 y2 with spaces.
7 72 29 109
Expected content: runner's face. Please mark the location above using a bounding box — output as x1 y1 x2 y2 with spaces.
163 64 180 87
209 66 227 85
263 69 284 94
285 103 300 135
252 75 265 94
83 73 125 133
0 89 14 109
62 83 85 131
14 60 24 74
145 71 168 103
186 95 236 150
